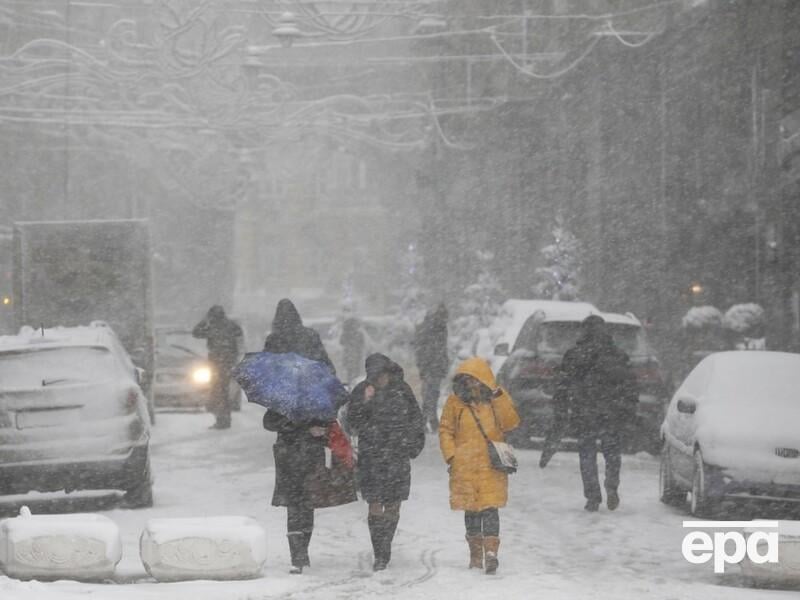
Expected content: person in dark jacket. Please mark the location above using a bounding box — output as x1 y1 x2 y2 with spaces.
414 303 449 432
542 315 638 512
261 298 347 574
340 316 365 384
192 305 243 429
347 354 425 571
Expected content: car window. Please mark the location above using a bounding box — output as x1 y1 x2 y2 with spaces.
607 324 649 357
512 316 543 353
158 332 206 358
674 357 713 401
0 346 125 388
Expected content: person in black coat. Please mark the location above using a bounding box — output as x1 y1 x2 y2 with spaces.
542 315 638 512
192 305 243 429
413 303 449 432
261 298 344 574
347 353 425 571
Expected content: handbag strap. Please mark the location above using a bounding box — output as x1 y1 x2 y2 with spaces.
466 404 492 443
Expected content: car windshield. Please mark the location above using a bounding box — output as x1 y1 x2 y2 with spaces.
158 332 206 358
0 346 122 388
527 321 650 357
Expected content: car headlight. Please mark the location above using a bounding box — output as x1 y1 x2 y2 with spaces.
192 366 212 385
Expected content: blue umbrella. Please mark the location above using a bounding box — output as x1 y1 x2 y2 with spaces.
232 352 347 422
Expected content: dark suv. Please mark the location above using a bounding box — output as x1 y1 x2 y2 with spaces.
495 309 670 453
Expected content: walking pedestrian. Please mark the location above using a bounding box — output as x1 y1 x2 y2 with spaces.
192 305 243 429
543 315 638 512
261 299 355 574
347 353 425 571
439 357 520 575
340 316 366 385
414 303 449 432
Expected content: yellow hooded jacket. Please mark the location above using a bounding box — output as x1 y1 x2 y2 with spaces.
439 357 521 512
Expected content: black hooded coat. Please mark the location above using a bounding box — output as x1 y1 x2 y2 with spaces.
262 299 334 369
414 304 449 381
347 354 425 503
556 319 638 436
262 299 355 508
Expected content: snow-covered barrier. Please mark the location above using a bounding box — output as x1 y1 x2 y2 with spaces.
140 517 267 582
740 522 800 583
0 507 121 581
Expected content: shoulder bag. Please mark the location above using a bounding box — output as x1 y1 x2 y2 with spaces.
466 404 518 474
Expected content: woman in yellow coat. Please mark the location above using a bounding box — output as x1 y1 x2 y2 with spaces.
439 357 520 575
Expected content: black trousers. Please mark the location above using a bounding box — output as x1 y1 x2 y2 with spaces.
421 376 441 429
464 508 500 537
287 505 314 534
577 431 621 502
210 365 232 428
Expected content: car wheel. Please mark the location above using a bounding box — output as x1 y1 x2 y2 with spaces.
659 444 686 507
123 453 154 509
690 449 718 517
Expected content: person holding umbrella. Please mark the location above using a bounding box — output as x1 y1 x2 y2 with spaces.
347 353 425 571
241 299 355 574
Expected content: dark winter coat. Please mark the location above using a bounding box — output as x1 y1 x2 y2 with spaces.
263 299 334 371
192 306 243 368
347 354 425 503
263 410 356 508
555 329 638 437
261 299 355 508
414 304 449 381
340 318 365 380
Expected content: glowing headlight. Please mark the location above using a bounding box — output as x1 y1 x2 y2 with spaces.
192 366 212 385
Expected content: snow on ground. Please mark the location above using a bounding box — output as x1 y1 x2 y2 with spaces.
1 403 798 600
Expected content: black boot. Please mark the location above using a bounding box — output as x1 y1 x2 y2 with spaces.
287 533 306 574
368 515 387 571
381 515 399 566
301 530 312 567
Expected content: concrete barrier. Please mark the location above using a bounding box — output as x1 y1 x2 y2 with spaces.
140 516 267 582
0 507 121 581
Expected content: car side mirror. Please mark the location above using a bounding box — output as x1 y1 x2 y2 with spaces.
494 343 510 357
134 367 145 386
676 397 697 414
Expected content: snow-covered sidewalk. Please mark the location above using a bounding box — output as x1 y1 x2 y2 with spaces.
0 404 796 600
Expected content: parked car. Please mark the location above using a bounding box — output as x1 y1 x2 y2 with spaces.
153 327 242 411
659 351 800 516
0 323 153 507
493 300 670 452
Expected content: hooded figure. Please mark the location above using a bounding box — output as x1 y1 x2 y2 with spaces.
347 353 425 571
414 303 449 431
551 315 638 512
192 305 243 429
263 299 334 369
340 317 366 383
439 358 520 575
261 299 353 574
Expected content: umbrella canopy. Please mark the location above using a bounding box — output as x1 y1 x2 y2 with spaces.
232 352 347 422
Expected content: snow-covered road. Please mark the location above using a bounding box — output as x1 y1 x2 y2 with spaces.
1 404 797 600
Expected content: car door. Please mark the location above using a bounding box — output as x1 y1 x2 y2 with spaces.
664 358 713 483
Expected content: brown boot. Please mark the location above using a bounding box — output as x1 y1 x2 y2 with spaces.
483 536 500 575
466 535 483 569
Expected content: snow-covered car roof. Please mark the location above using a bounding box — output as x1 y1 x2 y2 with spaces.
699 351 800 392
0 322 120 352
598 311 642 327
494 299 601 345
